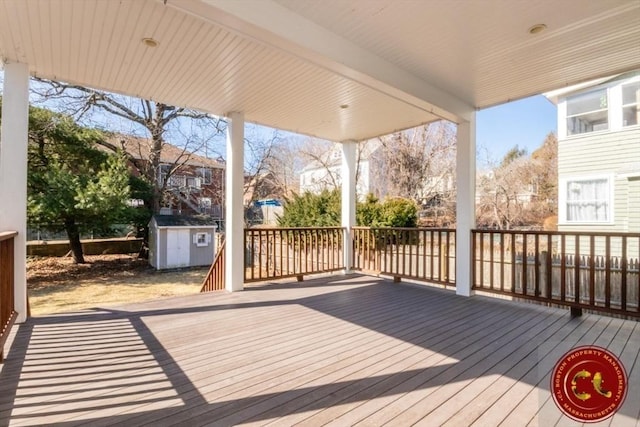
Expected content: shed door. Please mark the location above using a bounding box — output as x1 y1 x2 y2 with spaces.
167 229 190 267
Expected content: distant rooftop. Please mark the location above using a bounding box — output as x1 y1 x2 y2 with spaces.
106 134 224 169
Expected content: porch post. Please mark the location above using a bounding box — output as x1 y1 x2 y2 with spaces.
0 62 30 322
341 140 357 273
225 112 244 292
456 113 476 297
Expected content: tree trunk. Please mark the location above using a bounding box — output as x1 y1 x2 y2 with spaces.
64 218 85 264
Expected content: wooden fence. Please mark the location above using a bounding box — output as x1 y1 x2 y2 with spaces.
0 231 18 363
352 227 456 286
244 227 345 282
472 230 640 317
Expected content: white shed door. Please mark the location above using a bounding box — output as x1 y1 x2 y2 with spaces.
167 229 190 267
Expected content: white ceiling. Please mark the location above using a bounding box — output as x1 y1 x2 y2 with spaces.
0 0 638 142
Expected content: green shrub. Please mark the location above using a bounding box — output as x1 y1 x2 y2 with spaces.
356 193 383 226
278 189 417 229
379 197 418 227
277 189 341 227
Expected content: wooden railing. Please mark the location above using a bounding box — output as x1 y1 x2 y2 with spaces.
245 227 345 282
0 231 18 363
472 230 640 318
200 239 225 293
352 227 456 286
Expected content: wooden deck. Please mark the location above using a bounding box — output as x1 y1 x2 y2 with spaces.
1 274 639 426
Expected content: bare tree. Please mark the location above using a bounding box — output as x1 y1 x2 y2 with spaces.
376 122 456 201
370 122 457 225
530 133 558 220
254 138 304 201
475 136 557 230
244 130 289 202
30 78 226 213
476 156 534 229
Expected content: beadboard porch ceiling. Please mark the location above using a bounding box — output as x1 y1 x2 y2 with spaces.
0 0 638 141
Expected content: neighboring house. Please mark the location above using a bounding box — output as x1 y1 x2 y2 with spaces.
299 140 390 200
546 71 640 233
299 140 454 203
299 145 365 196
111 134 225 218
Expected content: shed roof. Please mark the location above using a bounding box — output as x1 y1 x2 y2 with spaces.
151 215 218 228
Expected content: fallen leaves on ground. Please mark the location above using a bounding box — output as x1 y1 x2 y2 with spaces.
27 254 208 315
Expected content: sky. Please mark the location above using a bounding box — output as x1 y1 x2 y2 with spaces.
476 95 557 165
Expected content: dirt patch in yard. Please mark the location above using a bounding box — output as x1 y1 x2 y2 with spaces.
27 255 207 316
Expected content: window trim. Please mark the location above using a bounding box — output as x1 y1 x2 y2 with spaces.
194 232 210 247
621 80 640 128
558 174 615 225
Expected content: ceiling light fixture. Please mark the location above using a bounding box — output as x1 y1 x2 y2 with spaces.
142 37 159 48
528 24 547 35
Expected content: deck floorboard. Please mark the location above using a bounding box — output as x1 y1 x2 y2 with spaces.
1 274 638 426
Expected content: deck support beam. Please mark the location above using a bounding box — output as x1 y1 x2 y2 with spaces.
455 113 476 297
225 112 245 292
341 140 357 273
0 61 30 322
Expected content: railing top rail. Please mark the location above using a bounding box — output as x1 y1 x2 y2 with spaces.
352 226 455 232
0 231 18 242
245 227 345 231
472 229 640 238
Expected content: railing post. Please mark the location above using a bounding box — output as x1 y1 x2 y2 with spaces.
0 232 18 363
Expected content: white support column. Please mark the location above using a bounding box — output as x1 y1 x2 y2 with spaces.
341 141 357 273
0 62 30 322
224 112 244 292
456 113 476 297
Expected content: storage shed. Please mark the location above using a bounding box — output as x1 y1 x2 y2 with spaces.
149 215 217 270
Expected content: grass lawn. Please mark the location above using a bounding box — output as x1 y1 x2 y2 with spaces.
27 255 208 316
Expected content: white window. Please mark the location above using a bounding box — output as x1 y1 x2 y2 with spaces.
186 176 202 189
193 232 210 247
199 197 212 208
560 176 613 223
198 167 213 184
622 81 640 127
566 89 608 135
158 164 172 185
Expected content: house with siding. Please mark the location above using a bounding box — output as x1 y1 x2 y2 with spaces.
546 71 640 256
547 71 640 233
299 140 383 200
